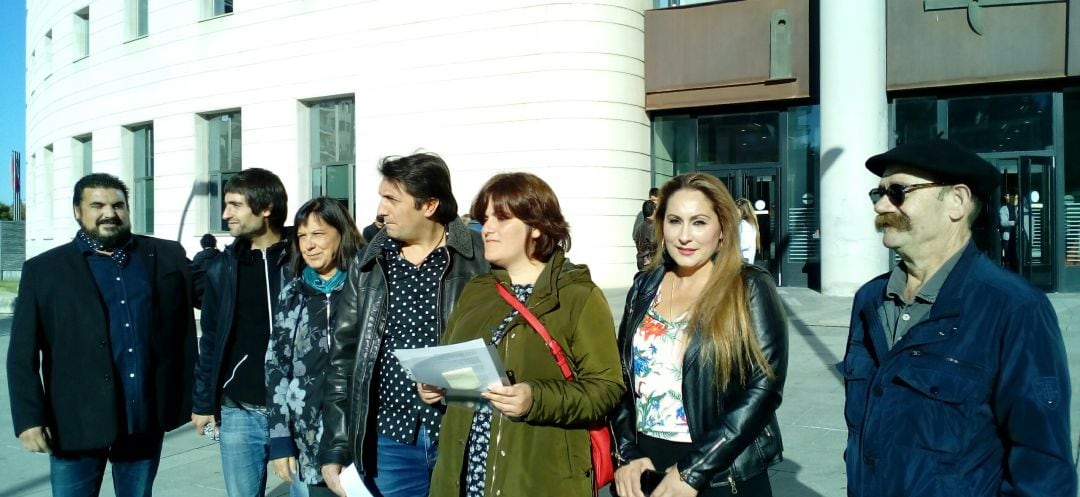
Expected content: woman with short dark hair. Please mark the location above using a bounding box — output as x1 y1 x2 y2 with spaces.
422 172 624 497
266 197 364 496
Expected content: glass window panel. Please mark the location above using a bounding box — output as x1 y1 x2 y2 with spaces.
651 115 693 186
698 112 780 166
337 101 354 161
311 167 323 198
326 164 350 203
894 98 937 145
83 138 92 175
947 94 1052 153
74 8 89 58
137 0 148 37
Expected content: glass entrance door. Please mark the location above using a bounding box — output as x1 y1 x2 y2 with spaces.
698 167 781 280
1019 156 1054 290
991 155 1055 291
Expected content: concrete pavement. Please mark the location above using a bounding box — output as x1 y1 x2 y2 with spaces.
1 287 1078 496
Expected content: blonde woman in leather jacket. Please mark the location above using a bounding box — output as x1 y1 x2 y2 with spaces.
612 173 788 497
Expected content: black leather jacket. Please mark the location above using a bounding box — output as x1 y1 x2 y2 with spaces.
320 218 488 469
612 264 788 491
191 233 292 416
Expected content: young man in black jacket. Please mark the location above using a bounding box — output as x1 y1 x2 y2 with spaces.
190 168 296 497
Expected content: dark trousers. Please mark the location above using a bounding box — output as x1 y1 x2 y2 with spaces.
637 434 773 497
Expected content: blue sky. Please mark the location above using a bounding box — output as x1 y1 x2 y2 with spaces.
0 0 25 205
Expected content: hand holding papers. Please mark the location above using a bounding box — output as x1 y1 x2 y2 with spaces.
339 463 374 497
393 339 510 401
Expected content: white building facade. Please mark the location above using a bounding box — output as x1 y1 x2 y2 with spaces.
26 0 651 288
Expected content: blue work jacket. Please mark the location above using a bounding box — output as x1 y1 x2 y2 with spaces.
839 242 1074 497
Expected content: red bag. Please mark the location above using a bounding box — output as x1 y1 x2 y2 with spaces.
495 282 615 493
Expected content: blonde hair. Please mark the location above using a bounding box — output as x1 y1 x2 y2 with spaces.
735 198 761 252
650 174 774 388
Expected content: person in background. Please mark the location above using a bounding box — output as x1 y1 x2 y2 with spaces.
192 233 221 271
632 187 660 239
841 139 1075 496
8 173 197 497
362 214 385 243
190 168 298 497
613 173 788 497
633 199 657 270
267 197 365 497
422 172 624 497
736 198 760 264
320 153 488 497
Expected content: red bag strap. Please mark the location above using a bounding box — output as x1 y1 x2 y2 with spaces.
495 281 574 381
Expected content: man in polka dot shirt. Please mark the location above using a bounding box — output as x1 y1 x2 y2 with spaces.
321 153 488 497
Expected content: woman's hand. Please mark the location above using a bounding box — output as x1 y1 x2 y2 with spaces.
416 383 446 405
651 466 697 497
614 457 655 497
270 456 297 483
482 383 533 418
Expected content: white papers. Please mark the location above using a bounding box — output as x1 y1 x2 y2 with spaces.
340 463 374 497
393 338 509 399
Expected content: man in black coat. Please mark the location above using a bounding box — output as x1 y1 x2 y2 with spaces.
7 173 197 496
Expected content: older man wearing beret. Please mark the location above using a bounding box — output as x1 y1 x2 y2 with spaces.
837 139 1075 497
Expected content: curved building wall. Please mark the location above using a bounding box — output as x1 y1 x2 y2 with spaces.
26 0 650 288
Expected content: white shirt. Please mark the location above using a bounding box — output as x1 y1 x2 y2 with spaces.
739 219 757 263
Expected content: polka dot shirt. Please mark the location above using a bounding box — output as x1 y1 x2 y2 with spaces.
374 238 450 444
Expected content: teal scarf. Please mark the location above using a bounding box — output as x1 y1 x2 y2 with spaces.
303 266 347 294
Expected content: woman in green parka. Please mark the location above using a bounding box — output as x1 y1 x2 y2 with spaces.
419 172 625 497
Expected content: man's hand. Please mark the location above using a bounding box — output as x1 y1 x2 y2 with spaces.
651 466 697 497
191 413 216 437
322 463 346 497
18 426 50 454
271 457 298 483
416 383 446 405
614 457 655 497
482 383 533 418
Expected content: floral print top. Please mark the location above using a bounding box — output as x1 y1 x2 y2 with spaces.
632 289 692 442
266 275 345 485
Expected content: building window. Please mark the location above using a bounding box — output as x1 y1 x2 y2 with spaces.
308 98 355 211
205 0 234 17
43 30 52 77
947 94 1053 153
654 0 728 8
127 0 148 39
73 134 92 177
697 112 781 166
128 124 154 233
206 111 242 231
74 7 89 59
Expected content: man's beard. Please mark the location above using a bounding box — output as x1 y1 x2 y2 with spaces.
85 220 132 248
875 212 911 232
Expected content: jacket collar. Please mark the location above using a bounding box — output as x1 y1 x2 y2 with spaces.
856 241 979 358
359 217 474 268
491 249 585 318
225 227 292 266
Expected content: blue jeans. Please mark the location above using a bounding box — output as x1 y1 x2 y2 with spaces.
219 406 307 497
369 426 438 497
49 431 163 497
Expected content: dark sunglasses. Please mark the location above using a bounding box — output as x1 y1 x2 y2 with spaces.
868 183 948 206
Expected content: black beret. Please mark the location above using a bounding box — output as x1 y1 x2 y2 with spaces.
865 139 1000 198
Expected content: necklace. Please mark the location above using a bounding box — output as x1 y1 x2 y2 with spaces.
668 275 679 318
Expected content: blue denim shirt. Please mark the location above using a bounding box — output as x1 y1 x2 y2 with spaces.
76 235 152 434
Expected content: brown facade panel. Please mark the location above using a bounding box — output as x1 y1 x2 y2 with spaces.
645 0 811 110
887 1 1066 90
